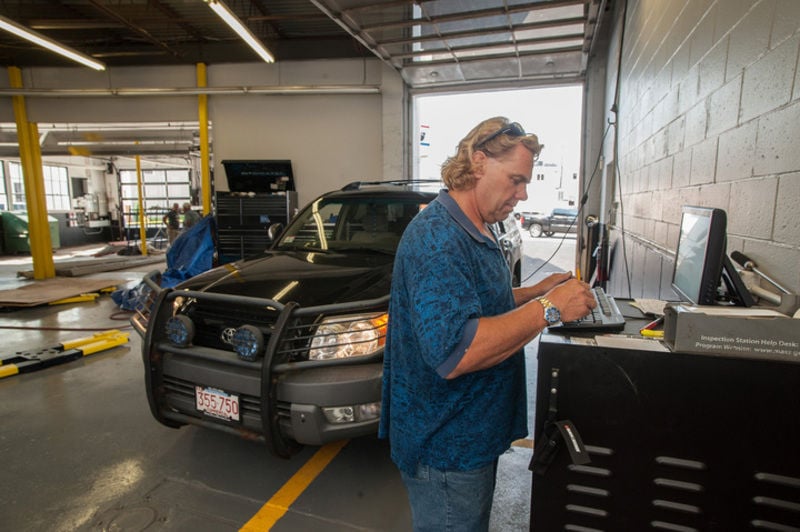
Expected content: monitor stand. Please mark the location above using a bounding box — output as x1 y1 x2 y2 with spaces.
721 254 755 307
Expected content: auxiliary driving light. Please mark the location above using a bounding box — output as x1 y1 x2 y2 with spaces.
232 325 264 361
165 315 194 347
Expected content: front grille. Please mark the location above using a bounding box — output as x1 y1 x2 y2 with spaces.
274 317 319 363
186 301 280 352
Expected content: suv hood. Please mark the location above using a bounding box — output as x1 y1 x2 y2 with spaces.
173 250 393 307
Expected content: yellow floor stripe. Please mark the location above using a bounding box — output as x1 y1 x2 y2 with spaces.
240 439 349 531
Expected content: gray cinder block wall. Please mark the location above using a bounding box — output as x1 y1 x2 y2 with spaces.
604 0 800 299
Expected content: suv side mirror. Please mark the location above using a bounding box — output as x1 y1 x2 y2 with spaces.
267 223 284 241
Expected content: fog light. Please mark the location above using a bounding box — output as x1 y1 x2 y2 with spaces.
165 315 194 346
324 406 355 423
323 401 381 424
232 325 264 361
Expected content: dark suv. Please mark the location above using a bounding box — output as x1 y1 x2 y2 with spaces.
132 182 522 457
520 208 578 238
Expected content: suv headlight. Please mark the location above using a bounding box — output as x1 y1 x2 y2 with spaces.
309 312 388 360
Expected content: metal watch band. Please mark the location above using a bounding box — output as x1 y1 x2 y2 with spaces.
536 297 561 325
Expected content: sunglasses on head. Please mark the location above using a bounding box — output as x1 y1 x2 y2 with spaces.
474 121 525 149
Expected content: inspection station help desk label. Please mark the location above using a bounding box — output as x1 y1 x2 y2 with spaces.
696 335 800 358
665 304 800 363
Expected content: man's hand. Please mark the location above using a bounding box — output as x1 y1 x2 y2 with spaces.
534 271 573 294
513 271 575 307
545 279 596 323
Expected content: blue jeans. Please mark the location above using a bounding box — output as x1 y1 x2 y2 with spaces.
400 460 498 532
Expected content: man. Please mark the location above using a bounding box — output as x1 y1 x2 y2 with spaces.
162 203 180 244
379 117 595 531
182 202 201 229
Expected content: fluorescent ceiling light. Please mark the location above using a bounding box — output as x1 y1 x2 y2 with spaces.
0 15 106 71
206 0 274 63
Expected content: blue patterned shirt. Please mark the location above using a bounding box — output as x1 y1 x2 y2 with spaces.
378 190 528 474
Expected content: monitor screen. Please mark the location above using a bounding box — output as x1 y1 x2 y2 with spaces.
221 160 295 193
671 206 727 305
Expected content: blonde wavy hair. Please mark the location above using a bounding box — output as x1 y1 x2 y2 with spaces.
441 116 543 191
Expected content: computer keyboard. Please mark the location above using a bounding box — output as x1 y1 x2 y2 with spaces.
547 286 626 332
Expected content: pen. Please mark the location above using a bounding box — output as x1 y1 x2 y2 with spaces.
640 329 664 338
640 315 664 331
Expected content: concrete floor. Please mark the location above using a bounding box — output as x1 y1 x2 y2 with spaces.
0 235 572 531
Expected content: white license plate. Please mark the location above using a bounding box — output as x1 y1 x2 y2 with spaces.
195 386 240 422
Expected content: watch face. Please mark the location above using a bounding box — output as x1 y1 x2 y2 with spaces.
544 306 561 324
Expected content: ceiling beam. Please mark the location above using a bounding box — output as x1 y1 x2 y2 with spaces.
148 0 207 42
28 19 124 30
87 0 183 59
341 0 436 16
244 0 288 39
246 13 330 23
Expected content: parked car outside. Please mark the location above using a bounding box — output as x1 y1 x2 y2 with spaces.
514 210 539 227
515 210 539 221
520 208 578 238
131 181 522 457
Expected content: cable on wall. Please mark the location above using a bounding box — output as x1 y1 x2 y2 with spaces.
608 0 632 298
522 121 613 284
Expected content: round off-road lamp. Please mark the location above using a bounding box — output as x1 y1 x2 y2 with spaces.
232 325 264 361
165 315 194 347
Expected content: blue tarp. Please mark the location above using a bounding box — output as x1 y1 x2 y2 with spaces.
161 215 216 288
111 282 152 311
112 215 216 310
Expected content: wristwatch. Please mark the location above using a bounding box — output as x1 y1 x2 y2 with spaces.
536 297 562 326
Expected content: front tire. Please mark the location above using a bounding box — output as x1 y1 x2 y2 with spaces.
529 223 543 238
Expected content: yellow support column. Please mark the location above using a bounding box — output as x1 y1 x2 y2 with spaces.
8 67 55 279
135 153 148 256
28 123 55 278
197 63 212 216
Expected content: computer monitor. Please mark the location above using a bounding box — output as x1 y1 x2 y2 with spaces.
671 205 754 306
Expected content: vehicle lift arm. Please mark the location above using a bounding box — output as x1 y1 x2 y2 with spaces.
0 330 129 379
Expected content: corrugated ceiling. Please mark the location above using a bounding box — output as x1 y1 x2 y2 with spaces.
0 0 602 88
0 0 603 156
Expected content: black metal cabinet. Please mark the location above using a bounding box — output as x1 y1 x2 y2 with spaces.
215 192 297 262
532 333 800 531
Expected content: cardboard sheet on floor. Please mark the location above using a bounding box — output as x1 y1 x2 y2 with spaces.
0 277 121 307
19 255 165 278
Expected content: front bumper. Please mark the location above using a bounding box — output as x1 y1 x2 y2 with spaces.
279 363 382 445
135 271 388 457
155 343 382 446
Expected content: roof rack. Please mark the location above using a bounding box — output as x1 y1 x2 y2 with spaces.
340 179 441 191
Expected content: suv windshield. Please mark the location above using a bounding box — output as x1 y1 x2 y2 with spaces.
275 196 426 254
